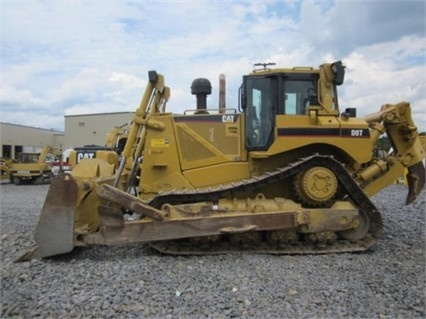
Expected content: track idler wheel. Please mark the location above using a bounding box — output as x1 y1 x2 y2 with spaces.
338 210 370 241
295 166 338 207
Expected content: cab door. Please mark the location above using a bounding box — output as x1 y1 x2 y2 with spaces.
244 76 275 150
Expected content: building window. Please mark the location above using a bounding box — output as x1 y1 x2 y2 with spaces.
78 122 85 127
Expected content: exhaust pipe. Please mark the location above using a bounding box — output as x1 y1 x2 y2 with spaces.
219 74 226 114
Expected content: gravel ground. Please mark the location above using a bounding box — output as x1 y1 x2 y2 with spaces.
1 183 425 319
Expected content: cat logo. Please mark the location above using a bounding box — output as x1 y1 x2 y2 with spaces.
222 115 235 123
77 152 96 163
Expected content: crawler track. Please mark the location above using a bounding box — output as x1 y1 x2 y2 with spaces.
148 155 383 255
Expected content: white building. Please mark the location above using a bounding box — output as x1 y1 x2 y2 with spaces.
1 112 134 159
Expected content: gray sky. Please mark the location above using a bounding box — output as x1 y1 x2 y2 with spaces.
1 0 425 132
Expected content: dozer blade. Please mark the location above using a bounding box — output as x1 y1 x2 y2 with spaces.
34 172 78 258
406 161 426 205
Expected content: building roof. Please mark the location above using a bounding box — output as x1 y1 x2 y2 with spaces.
0 122 64 134
64 111 134 118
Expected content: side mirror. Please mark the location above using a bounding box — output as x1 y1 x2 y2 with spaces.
331 61 345 86
148 70 158 84
239 85 247 110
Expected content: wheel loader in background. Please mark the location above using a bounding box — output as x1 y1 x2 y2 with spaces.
0 157 15 183
18 61 425 261
11 145 63 185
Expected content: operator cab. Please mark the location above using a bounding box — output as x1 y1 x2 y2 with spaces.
241 61 345 150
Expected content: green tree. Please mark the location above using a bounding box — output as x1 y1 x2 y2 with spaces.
376 136 391 152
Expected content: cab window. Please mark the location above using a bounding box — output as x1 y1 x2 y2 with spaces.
282 76 319 115
245 77 273 149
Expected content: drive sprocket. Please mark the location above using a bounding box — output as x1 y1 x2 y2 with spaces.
294 166 338 207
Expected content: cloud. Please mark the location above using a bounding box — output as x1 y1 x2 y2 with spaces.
1 110 64 131
1 86 48 110
337 35 425 128
301 0 425 56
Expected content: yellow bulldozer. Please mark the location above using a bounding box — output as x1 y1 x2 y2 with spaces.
12 145 63 185
19 61 425 261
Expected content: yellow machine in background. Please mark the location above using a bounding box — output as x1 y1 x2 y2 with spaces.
105 122 130 153
19 61 425 260
65 123 129 171
12 145 62 185
1 157 15 183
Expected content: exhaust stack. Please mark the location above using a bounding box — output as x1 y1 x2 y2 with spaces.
219 74 226 114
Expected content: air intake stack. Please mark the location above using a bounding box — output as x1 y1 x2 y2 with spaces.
191 78 212 114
